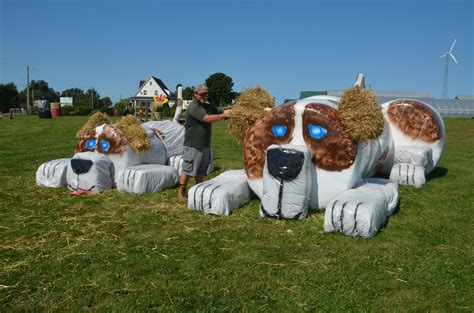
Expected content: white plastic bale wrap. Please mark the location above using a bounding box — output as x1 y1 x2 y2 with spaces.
390 163 426 188
394 146 433 171
142 120 185 158
66 152 114 193
36 158 70 188
106 130 167 181
188 170 252 216
324 178 399 238
168 155 183 174
116 164 178 194
260 145 313 220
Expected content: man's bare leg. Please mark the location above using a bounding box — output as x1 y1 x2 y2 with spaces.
195 175 204 184
178 173 190 203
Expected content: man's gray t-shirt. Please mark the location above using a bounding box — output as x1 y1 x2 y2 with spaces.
184 101 223 150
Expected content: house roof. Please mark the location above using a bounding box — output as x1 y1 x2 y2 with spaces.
135 76 171 98
151 76 170 95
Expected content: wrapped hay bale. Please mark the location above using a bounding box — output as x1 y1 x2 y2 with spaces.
228 86 274 145
117 115 152 154
339 87 384 141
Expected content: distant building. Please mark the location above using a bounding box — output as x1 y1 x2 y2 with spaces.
130 76 171 112
288 89 474 118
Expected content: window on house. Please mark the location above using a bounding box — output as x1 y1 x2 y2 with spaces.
144 90 147 95
155 90 158 95
150 82 152 85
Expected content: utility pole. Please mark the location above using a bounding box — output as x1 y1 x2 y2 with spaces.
26 65 30 113
91 86 94 109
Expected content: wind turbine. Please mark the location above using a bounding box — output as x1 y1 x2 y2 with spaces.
440 39 458 99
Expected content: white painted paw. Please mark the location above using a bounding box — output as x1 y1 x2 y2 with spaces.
36 158 70 188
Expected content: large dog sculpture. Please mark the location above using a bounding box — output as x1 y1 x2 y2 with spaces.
188 75 445 237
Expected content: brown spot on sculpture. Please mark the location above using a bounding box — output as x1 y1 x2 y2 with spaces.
386 100 441 143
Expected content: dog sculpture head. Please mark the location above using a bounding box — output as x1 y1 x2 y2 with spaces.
67 113 167 194
243 97 366 215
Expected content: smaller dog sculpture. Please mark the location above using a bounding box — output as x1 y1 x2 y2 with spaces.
36 112 187 195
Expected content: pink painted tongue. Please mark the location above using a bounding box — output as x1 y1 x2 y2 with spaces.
70 189 91 196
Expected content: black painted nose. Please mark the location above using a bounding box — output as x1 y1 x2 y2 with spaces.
266 148 305 181
71 159 93 175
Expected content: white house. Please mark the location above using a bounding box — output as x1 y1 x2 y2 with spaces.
130 76 171 112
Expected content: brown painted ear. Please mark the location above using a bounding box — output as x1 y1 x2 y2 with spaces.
244 103 295 179
303 103 357 171
386 100 441 143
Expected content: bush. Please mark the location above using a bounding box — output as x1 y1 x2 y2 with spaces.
99 106 113 115
28 106 39 115
161 105 177 119
126 107 135 116
74 105 92 116
61 106 74 116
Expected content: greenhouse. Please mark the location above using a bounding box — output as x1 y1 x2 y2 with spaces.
296 90 474 118
376 97 474 118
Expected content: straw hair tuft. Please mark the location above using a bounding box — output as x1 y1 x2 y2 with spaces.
117 115 152 154
228 86 274 145
338 86 385 141
76 112 111 140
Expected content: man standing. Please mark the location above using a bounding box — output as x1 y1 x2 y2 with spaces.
178 84 231 203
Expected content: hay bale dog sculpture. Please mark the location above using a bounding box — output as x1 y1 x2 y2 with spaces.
188 74 445 238
36 111 191 195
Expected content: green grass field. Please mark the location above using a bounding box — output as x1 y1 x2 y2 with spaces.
1 115 473 311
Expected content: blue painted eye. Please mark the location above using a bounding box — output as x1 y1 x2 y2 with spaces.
272 125 288 137
99 139 110 151
308 124 327 139
86 139 96 150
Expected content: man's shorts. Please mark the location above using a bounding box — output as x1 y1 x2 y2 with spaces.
182 146 211 177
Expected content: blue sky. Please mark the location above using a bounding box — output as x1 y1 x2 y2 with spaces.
1 0 473 104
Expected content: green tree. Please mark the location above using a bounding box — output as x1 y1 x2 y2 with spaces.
98 97 112 109
182 86 194 100
85 88 101 109
113 99 133 116
60 88 84 108
0 83 19 112
60 88 84 99
19 80 59 103
205 73 235 106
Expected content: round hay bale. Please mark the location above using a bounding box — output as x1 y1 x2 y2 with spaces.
76 111 111 140
117 115 151 154
338 87 384 141
228 86 274 145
